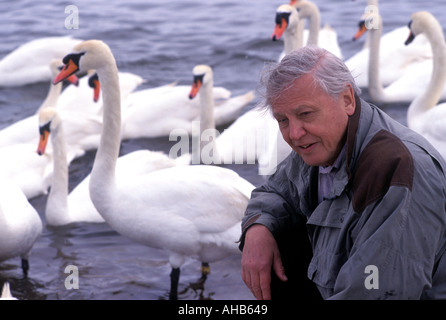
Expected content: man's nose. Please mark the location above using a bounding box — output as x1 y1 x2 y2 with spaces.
288 119 307 142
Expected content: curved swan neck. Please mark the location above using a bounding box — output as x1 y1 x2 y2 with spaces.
89 53 121 204
198 78 217 163
284 25 301 54
367 15 387 102
408 18 446 126
38 80 62 113
46 120 69 225
296 1 320 45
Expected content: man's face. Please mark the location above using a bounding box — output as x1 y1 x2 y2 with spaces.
272 73 356 167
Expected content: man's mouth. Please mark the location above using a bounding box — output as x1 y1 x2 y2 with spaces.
299 143 315 149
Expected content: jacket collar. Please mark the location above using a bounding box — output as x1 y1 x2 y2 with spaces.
345 93 362 180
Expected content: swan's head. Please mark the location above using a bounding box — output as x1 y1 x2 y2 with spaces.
88 72 101 102
53 40 114 84
37 107 61 156
189 65 213 99
272 4 299 41
289 0 301 6
50 59 79 86
405 11 441 46
352 7 382 41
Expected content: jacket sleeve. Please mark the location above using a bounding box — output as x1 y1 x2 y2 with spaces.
238 158 304 250
328 159 446 300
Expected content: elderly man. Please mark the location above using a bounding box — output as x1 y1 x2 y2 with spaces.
240 46 446 300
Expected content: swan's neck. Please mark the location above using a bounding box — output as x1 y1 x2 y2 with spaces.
299 2 320 46
89 60 121 209
408 24 446 127
37 81 62 113
284 21 302 54
46 124 69 225
198 80 218 163
367 17 387 102
296 19 305 49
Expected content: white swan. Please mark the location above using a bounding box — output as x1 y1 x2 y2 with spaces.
53 40 255 300
0 77 96 199
0 69 143 161
188 64 289 174
291 0 342 59
0 59 79 148
37 107 104 225
37 107 190 226
345 0 433 94
405 12 446 160
120 77 253 140
0 63 91 199
273 4 302 59
273 2 342 61
188 65 256 163
0 36 82 87
58 70 144 116
0 182 42 277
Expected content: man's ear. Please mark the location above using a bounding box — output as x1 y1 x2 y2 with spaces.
343 84 356 116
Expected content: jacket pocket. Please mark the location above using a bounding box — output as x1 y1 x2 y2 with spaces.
307 250 347 298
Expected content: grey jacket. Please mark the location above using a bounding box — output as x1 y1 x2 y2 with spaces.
240 97 446 299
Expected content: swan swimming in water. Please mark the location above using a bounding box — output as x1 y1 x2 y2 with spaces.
405 12 446 161
345 0 433 102
0 181 42 277
53 39 255 300
0 36 82 87
37 106 190 226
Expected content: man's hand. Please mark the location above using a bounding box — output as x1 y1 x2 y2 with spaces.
241 224 288 300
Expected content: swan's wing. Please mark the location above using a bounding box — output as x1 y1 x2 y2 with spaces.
318 25 343 59
68 150 186 221
346 27 432 88
418 104 446 143
214 91 255 126
125 165 255 234
0 115 38 147
60 111 103 155
0 144 52 199
384 59 433 101
0 37 82 86
117 72 145 100
0 181 42 258
216 108 270 163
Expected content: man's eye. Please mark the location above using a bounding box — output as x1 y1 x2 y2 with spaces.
276 118 288 127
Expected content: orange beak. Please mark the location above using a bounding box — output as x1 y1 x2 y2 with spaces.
37 127 50 156
67 73 79 86
189 77 202 99
272 18 288 41
289 0 298 5
353 21 368 41
93 78 101 102
53 59 79 84
88 73 101 102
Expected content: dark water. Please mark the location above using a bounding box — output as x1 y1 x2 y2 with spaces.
0 0 445 300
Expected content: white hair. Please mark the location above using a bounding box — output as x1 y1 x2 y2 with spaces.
258 46 361 110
